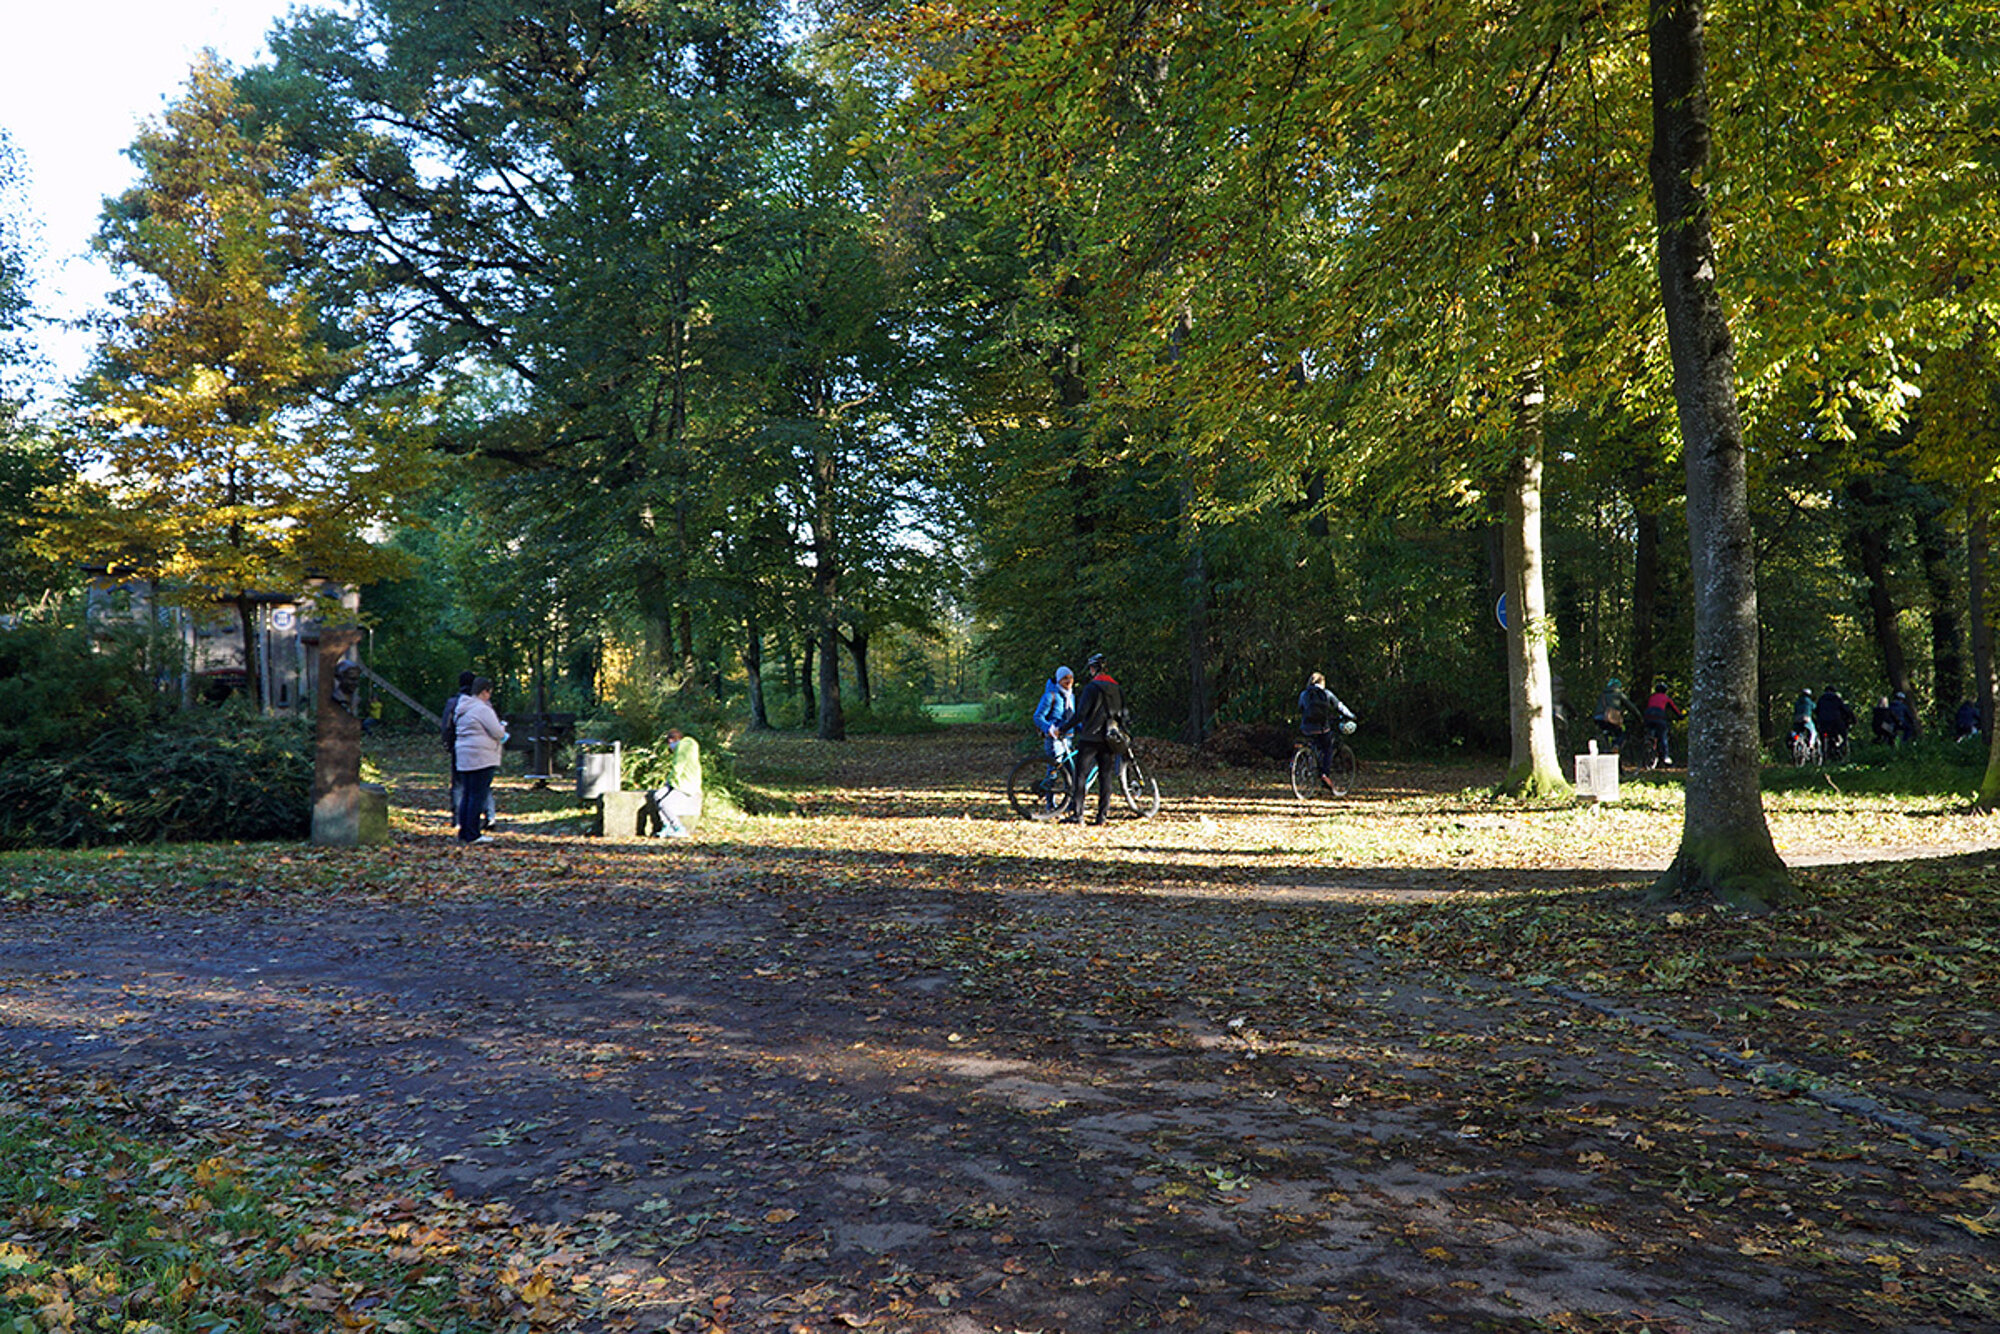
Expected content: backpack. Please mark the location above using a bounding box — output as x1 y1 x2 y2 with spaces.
1302 688 1330 727
440 694 462 752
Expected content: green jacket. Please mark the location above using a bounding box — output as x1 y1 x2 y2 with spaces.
667 736 702 796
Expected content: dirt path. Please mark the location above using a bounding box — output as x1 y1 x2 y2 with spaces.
3 736 1997 1331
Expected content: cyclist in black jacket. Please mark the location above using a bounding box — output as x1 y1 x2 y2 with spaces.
1299 671 1356 788
1067 653 1126 825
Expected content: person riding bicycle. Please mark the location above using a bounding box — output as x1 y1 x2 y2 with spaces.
1593 677 1637 752
1299 671 1356 789
1066 652 1127 825
1815 687 1855 753
1791 689 1819 753
1887 690 1919 743
1643 680 1683 766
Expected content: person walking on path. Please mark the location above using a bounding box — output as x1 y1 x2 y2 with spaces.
452 677 507 845
646 727 703 838
1066 653 1127 826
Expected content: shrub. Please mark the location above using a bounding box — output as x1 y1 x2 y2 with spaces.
0 616 164 761
0 705 311 848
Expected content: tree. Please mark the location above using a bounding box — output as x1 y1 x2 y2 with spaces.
35 58 430 703
253 0 814 709
1646 0 1789 906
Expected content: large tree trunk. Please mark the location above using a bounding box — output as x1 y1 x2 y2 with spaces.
1647 0 1790 907
1500 371 1568 798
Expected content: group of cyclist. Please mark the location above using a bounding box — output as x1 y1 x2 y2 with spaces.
1596 674 1929 765
1031 652 1130 824
1593 677 1684 767
1032 659 1360 805
1033 655 1958 797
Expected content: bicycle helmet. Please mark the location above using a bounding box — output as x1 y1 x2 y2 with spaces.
1085 652 1106 673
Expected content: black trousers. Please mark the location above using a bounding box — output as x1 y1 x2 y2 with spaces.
1072 741 1119 821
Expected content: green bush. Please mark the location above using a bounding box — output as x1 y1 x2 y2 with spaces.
0 616 164 761
0 706 311 848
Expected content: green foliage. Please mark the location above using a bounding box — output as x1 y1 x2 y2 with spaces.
0 616 164 761
0 705 310 849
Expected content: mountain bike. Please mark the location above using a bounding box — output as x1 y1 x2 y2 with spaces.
1292 728 1357 800
1007 739 1159 821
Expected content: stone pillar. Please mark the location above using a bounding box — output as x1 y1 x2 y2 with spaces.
311 627 384 845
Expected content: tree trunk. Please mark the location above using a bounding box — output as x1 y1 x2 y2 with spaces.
816 613 846 741
799 636 816 727
1847 482 1910 697
844 626 872 708
1499 372 1568 798
744 620 770 731
236 593 265 710
1647 0 1790 908
1917 501 1962 724
1632 505 1661 697
1971 499 2000 808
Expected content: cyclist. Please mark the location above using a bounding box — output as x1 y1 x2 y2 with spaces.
1066 652 1126 825
1888 690 1919 743
1594 677 1637 752
1643 680 1683 766
1029 664 1076 800
1815 687 1855 755
1299 671 1356 789
1791 688 1819 755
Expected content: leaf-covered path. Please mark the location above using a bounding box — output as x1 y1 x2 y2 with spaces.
3 729 1998 1332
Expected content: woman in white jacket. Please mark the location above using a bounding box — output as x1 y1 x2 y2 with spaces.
452 677 507 844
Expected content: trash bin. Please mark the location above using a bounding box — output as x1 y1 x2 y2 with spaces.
577 739 622 801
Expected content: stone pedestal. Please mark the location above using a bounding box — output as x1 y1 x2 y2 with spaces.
598 789 653 839
1574 751 1620 804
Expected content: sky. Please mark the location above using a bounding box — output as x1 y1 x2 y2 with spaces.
1 0 297 396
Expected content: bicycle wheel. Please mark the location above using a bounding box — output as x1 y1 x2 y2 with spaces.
1290 747 1317 801
1007 755 1068 819
1326 744 1356 797
1789 732 1817 767
1120 756 1161 819
1825 732 1849 765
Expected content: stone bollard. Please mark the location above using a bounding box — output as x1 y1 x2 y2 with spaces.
597 790 652 838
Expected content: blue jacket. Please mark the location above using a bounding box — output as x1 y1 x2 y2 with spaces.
1032 677 1075 737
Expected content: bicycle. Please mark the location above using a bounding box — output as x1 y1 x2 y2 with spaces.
1007 738 1159 821
1788 725 1823 767
1822 730 1850 765
1292 728 1357 800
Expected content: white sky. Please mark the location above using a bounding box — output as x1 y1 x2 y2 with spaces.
1 0 297 396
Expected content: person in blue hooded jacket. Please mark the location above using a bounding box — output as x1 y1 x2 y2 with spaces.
1032 665 1075 758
